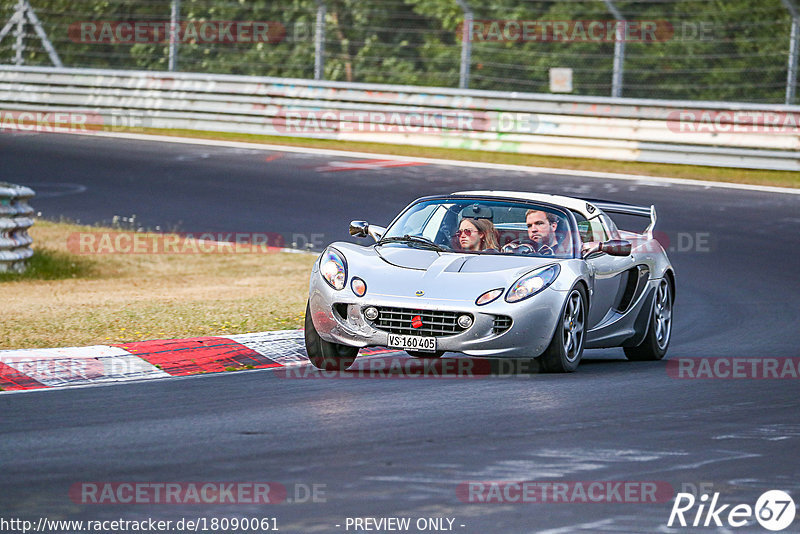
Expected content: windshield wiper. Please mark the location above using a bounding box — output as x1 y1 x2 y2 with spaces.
379 235 446 252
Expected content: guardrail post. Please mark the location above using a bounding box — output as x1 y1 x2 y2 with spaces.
0 182 35 273
314 0 326 80
168 0 181 72
603 0 626 98
781 0 799 104
455 0 472 89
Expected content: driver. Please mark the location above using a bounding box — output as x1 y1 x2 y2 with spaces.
525 209 559 252
501 209 560 255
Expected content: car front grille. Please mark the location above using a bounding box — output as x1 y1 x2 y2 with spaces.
493 315 513 335
371 307 471 337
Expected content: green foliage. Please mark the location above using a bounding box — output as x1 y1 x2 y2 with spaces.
0 248 95 282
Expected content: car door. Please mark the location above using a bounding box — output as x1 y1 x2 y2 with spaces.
579 213 635 328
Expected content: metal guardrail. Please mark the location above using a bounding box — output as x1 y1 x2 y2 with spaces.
0 65 799 171
0 182 34 273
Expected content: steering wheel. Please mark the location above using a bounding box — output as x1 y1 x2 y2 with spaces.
537 243 555 256
501 240 555 256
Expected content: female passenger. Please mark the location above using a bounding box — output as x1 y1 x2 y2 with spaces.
457 217 499 252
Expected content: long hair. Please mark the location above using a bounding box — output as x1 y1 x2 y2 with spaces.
461 217 499 250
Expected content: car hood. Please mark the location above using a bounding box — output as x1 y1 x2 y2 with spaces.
333 242 563 303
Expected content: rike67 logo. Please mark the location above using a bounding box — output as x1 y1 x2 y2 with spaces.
668 490 796 531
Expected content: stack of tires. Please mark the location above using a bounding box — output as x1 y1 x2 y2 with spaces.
0 182 35 273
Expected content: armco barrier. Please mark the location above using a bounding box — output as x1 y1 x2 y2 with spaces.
0 66 799 171
0 182 35 273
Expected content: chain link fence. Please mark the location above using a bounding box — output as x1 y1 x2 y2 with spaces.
1 0 798 104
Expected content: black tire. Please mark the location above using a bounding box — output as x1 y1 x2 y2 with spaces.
406 350 444 359
304 301 358 370
624 278 672 361
540 285 588 373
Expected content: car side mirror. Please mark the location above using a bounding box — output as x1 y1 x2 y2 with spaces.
600 239 632 256
350 220 369 238
350 220 386 242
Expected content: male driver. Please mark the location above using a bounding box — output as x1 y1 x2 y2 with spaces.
526 209 559 251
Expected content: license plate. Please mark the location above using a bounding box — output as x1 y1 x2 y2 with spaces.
387 334 437 352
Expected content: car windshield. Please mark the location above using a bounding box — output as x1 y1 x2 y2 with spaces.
381 198 577 258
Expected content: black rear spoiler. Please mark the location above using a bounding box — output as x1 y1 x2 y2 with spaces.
585 200 657 238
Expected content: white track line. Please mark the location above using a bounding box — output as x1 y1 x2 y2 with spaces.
54 130 800 196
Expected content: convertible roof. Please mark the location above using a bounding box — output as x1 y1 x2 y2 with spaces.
452 190 599 219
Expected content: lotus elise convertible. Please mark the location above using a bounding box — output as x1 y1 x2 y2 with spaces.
305 191 675 372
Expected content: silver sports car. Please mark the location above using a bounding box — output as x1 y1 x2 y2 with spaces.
305 191 675 372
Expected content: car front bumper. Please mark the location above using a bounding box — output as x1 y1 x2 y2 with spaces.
308 277 568 359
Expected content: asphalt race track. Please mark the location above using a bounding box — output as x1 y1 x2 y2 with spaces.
2 132 799 533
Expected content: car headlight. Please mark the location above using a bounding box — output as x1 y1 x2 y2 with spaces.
320 247 347 290
505 264 560 303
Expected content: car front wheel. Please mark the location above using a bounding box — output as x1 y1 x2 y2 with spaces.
304 301 358 370
540 285 587 373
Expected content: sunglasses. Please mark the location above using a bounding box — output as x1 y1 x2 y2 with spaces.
457 229 478 237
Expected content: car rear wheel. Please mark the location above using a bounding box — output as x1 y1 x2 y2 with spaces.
624 278 672 361
304 301 358 370
540 286 587 373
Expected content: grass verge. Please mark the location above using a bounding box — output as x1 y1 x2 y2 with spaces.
0 248 96 281
115 127 799 189
0 220 316 350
